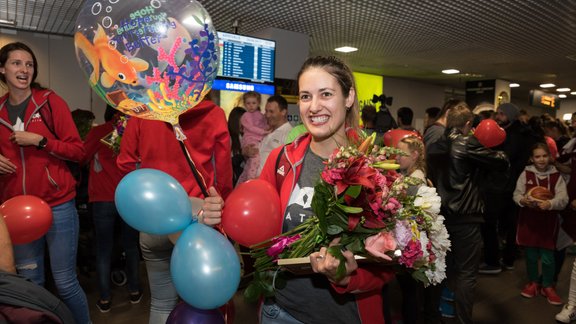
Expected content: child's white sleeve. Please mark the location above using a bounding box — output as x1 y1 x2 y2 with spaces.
550 175 569 210
513 170 527 206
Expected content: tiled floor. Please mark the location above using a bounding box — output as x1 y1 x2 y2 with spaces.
81 254 574 324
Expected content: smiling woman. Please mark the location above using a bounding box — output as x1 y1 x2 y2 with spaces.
0 42 90 324
296 56 360 158
256 56 395 324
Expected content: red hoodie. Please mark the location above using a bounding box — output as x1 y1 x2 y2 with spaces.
259 133 394 324
0 88 84 206
82 121 124 202
117 100 233 199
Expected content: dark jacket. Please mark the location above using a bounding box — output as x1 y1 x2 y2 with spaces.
490 120 539 193
428 128 509 225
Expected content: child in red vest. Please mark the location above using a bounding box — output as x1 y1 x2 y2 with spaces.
514 142 568 305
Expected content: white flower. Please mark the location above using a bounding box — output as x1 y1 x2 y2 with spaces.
414 186 442 216
424 214 450 286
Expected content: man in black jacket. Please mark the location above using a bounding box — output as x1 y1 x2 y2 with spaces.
428 104 509 324
479 103 538 274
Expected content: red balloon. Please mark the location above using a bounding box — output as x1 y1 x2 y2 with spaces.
383 129 420 147
474 119 506 148
1 195 53 244
222 180 282 247
545 136 558 162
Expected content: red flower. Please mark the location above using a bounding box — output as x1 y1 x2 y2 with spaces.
399 240 423 268
323 158 377 196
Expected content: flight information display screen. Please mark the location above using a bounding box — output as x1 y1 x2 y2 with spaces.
217 32 275 84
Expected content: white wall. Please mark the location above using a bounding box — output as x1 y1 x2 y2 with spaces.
383 77 446 132
0 29 108 123
557 99 576 121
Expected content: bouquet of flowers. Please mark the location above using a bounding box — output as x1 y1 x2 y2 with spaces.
244 134 450 301
100 114 130 155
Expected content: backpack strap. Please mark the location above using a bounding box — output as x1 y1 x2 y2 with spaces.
274 145 291 193
37 91 58 139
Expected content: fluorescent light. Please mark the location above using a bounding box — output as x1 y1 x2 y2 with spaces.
335 46 358 53
563 114 573 121
540 83 556 88
557 88 571 92
509 83 520 88
442 69 460 74
571 91 576 95
559 94 567 98
0 19 15 26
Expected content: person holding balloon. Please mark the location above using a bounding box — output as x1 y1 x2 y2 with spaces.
0 42 90 323
117 94 232 324
256 56 396 323
82 105 142 312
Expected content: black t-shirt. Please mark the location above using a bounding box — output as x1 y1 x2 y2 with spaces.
275 147 360 324
7 96 31 129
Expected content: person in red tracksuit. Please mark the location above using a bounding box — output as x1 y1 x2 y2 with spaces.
117 96 232 324
0 42 90 323
258 56 395 324
82 106 142 312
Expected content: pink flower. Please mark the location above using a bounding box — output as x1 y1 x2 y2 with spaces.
383 197 401 214
365 231 397 261
399 240 423 268
266 234 301 260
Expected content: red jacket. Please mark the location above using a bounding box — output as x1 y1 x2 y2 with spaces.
0 89 84 206
117 100 233 199
82 121 124 202
259 133 394 324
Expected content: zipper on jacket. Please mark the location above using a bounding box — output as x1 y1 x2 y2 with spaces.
20 147 27 195
45 166 60 191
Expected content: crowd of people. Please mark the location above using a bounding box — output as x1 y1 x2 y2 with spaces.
3 39 576 324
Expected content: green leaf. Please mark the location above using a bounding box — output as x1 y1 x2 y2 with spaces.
344 185 362 199
411 269 430 285
345 239 364 254
336 203 363 214
327 224 344 235
244 282 263 303
312 183 331 233
327 245 346 282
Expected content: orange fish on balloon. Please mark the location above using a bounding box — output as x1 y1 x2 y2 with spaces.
74 25 149 88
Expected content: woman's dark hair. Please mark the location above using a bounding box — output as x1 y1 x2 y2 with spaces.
104 104 118 122
361 105 377 124
0 42 43 89
527 116 545 140
228 107 246 155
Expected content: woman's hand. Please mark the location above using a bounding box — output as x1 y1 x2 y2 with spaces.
310 238 358 286
9 131 43 147
0 154 17 175
199 186 224 226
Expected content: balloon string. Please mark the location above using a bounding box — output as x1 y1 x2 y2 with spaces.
170 123 209 197
178 140 209 198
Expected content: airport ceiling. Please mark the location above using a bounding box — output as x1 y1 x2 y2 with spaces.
1 0 576 99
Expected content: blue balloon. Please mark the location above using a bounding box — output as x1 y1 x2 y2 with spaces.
115 168 192 235
171 223 241 310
